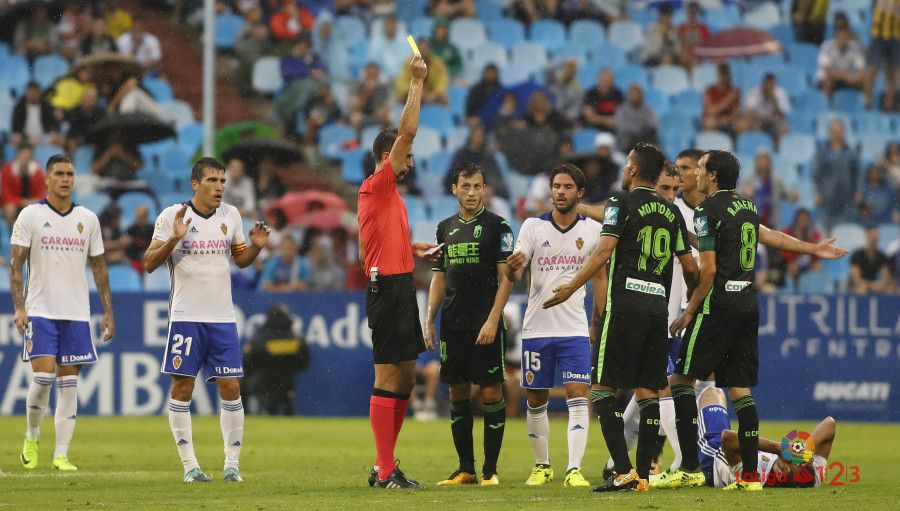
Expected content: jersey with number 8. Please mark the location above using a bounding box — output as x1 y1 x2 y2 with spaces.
693 189 760 313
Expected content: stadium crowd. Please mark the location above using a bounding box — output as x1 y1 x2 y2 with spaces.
0 0 897 295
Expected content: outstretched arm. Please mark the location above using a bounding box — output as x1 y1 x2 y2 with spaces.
758 225 848 259
389 56 428 175
543 234 618 308
89 255 115 342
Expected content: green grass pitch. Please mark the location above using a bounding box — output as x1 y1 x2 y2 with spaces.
0 416 897 510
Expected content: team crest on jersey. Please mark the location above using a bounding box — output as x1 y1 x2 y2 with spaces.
77 222 84 234
221 223 228 235
695 216 709 237
575 237 584 250
525 371 534 385
473 225 482 238
12 223 21 237
501 232 513 252
603 206 619 226
26 340 33 353
173 355 182 369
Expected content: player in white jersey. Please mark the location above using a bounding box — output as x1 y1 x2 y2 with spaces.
144 157 269 483
505 164 604 488
12 154 115 472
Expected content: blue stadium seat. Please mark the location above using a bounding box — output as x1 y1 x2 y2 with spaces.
736 131 774 155
573 129 600 153
77 192 111 214
787 43 820 68
878 223 900 253
143 168 178 194
587 43 626 69
569 19 605 46
690 63 717 91
34 144 64 167
158 192 186 208
820 257 850 288
448 85 467 122
487 19 525 50
107 265 142 292
549 46 590 67
695 130 733 151
251 57 284 95
118 192 158 224
340 148 367 184
831 89 865 113
0 55 31 96
511 42 548 75
651 65 690 98
787 109 817 134
450 18 488 52
140 139 176 171
661 128 696 160
743 2 782 29
830 222 866 252
158 101 196 129
643 87 669 116
143 77 174 102
777 133 816 166
319 123 357 160
32 54 69 89
426 150 453 178
796 269 835 293
793 89 829 113
419 104 454 138
0 267 9 291
177 122 203 154
614 64 649 90
530 19 566 52
360 125 381 154
814 111 854 140
853 111 894 135
396 0 427 22
704 5 741 30
778 70 810 96
0 101 11 133
160 146 192 174
429 195 459 221
403 195 429 224
475 0 503 21
769 23 795 46
73 145 94 175
214 13 244 49
607 21 642 54
860 133 893 161
462 43 507 83
144 268 171 291
370 18 408 40
409 17 434 40
671 90 702 112
412 127 442 159
445 126 469 153
334 16 367 45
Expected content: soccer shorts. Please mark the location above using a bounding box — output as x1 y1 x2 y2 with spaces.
595 310 668 390
161 322 242 381
520 336 591 389
22 317 96 365
698 402 730 487
676 303 759 388
667 337 681 377
439 324 506 385
366 273 426 364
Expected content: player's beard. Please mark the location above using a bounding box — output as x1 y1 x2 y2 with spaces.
554 197 578 214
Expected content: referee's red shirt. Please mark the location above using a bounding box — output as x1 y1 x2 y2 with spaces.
357 160 414 277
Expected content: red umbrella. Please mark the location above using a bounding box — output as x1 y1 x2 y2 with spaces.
295 210 359 232
264 190 348 224
694 28 782 59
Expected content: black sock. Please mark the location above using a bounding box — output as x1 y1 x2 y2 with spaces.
672 384 700 471
592 389 632 474
636 398 660 480
654 434 667 460
733 395 760 482
482 399 506 477
450 400 475 474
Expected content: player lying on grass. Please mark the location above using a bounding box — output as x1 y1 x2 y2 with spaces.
695 386 835 489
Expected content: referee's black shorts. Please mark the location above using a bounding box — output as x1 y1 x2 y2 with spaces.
366 273 426 364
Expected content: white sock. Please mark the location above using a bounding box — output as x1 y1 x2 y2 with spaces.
168 399 200 473
659 396 682 470
220 398 244 470
54 376 78 458
607 396 640 470
26 372 54 440
566 397 589 471
526 403 550 465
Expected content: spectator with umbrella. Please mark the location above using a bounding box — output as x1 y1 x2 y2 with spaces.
0 141 45 227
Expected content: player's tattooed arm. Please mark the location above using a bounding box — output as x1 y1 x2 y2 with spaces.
89 254 115 342
758 225 848 259
543 234 617 309
10 245 29 334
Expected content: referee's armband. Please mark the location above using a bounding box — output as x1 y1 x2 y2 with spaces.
231 242 248 256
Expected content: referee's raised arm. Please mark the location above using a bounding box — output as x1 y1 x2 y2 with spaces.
388 56 427 176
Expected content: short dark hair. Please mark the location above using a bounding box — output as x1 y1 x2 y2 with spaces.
550 162 586 190
631 142 666 184
703 150 740 189
46 154 73 172
676 148 704 162
453 162 485 185
191 156 225 182
662 160 678 178
372 127 398 161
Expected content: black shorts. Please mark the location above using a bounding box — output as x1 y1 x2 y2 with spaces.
439 324 506 385
595 310 668 391
675 303 759 388
366 273 425 364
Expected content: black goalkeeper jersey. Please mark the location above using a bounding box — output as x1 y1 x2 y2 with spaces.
600 187 691 318
693 189 760 313
433 207 514 331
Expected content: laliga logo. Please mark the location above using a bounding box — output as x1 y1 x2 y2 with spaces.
781 429 815 464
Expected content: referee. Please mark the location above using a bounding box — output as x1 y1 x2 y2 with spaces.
424 163 514 487
358 55 441 490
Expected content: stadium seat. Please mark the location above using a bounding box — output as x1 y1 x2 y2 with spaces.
573 129 600 153
106 265 142 292
736 131 774 155
370 18 407 40
34 144 64 167
651 65 690 98
412 127 442 159
160 147 192 175
77 192 111 214
73 145 94 175
831 89 865 113
32 54 69 89
690 64 718 92
340 148 367 184
177 122 203 154
396 0 427 22
450 18 488 52
704 4 741 30
419 105 454 138
251 57 284 95
0 55 31 96
820 257 850 288
793 89 829 113
429 195 459 221
487 19 525 50
787 43 820 68
445 125 469 153
118 192 158 226
448 85 467 122
787 109 817 134
853 111 894 135
143 168 178 194
878 223 900 253
409 17 434 40
776 133 816 166
425 150 453 178
511 42 549 74
695 130 733 151
319 123 357 161
643 87 669 116
0 267 9 291
530 19 566 52
607 21 642 54
860 133 893 162
796 269 835 293
743 2 782 29
402 195 429 224
334 16 367 45
587 43 626 69
568 19 605 47
549 46 590 67
157 101 196 129
769 23 795 46
144 268 171 291
814 111 854 140
671 89 702 112
140 139 176 172
143 77 174 102
158 192 186 208
360 125 381 154
830 222 866 252
475 0 503 21
412 220 440 244
614 64 649 90
214 13 244 50
462 43 508 83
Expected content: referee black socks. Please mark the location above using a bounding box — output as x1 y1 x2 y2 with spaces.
592 389 632 474
450 400 475 474
672 384 700 471
733 395 760 482
482 399 505 477
636 397 660 481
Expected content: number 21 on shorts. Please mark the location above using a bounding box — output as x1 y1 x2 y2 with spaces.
169 334 193 370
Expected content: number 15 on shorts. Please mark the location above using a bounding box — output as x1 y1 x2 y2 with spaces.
522 350 541 386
